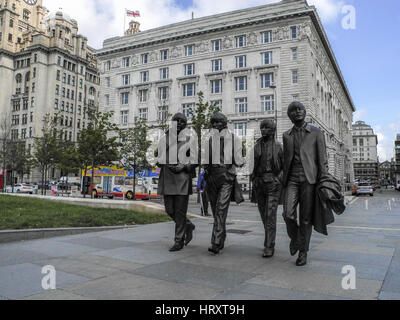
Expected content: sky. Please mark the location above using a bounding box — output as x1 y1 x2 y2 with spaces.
42 0 400 162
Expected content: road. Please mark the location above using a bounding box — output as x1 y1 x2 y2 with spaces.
0 189 399 300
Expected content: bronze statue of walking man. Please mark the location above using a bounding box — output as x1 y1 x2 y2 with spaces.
205 112 244 255
282 102 328 266
251 120 283 258
156 113 197 252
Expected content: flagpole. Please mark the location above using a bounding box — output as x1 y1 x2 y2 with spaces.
124 8 126 35
192 0 194 19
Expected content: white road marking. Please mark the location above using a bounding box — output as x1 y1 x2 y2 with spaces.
228 220 400 232
365 199 368 210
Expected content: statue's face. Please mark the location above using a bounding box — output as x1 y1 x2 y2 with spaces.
260 124 275 138
175 118 187 132
288 105 306 123
212 120 225 132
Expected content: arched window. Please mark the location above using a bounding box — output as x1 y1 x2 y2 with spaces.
16 73 22 84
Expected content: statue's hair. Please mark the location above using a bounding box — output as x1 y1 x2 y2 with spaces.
287 101 306 116
260 119 276 130
171 112 187 123
210 112 228 125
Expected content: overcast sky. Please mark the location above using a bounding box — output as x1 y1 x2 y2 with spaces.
42 0 400 162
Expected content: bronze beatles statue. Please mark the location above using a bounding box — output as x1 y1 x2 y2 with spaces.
282 101 329 266
156 113 197 252
251 120 283 258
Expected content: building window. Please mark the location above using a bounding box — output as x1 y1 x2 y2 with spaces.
141 53 148 64
211 59 222 72
62 87 65 97
9 19 13 28
140 71 149 83
123 57 130 67
54 99 59 109
105 94 109 106
120 110 129 124
235 76 247 91
160 67 169 79
292 94 299 101
159 87 169 100
61 101 64 111
291 47 298 60
121 92 129 105
105 77 110 87
211 100 222 109
31 97 35 108
291 26 297 39
139 108 148 119
262 30 272 43
183 83 195 97
55 85 59 95
261 51 273 65
57 56 62 66
72 76 75 86
212 39 221 51
139 89 148 103
180 103 193 119
8 33 12 42
122 74 130 85
185 44 194 56
158 105 169 121
261 95 275 111
235 97 248 113
184 63 195 76
211 79 222 94
260 73 274 88
79 79 83 88
22 114 27 125
292 70 298 84
160 49 169 61
235 123 247 137
235 35 246 48
235 55 246 68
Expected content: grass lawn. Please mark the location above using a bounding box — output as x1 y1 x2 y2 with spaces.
0 195 171 230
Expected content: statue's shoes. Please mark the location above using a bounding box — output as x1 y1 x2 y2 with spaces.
169 243 184 252
184 224 195 246
296 252 307 266
263 248 274 258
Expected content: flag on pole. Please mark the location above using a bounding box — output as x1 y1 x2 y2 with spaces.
126 10 140 17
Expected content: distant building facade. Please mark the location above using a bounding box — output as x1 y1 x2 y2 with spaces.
0 0 100 183
395 135 400 187
96 0 355 188
379 160 395 185
352 121 379 183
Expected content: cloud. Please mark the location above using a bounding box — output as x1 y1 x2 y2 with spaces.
307 0 345 23
373 123 399 162
353 109 367 122
42 0 345 49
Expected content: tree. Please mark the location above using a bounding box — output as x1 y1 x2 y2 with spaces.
77 109 120 198
56 141 81 195
32 114 60 195
188 91 221 202
0 113 12 192
11 141 33 184
119 117 152 200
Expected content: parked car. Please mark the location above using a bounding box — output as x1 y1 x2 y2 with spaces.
6 183 34 194
356 182 374 196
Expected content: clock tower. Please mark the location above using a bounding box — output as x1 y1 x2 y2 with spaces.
0 0 48 52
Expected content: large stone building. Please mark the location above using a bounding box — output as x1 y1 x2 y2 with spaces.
96 0 355 188
352 121 379 183
0 0 100 183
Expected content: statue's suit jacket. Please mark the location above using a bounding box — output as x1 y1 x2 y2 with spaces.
156 130 197 196
282 123 328 187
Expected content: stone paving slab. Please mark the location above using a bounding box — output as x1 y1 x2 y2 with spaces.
246 267 382 300
62 272 220 300
0 246 52 267
0 263 89 300
22 289 93 300
60 236 137 250
215 283 350 300
132 260 257 291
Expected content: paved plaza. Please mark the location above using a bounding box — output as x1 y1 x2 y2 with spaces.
0 190 399 300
